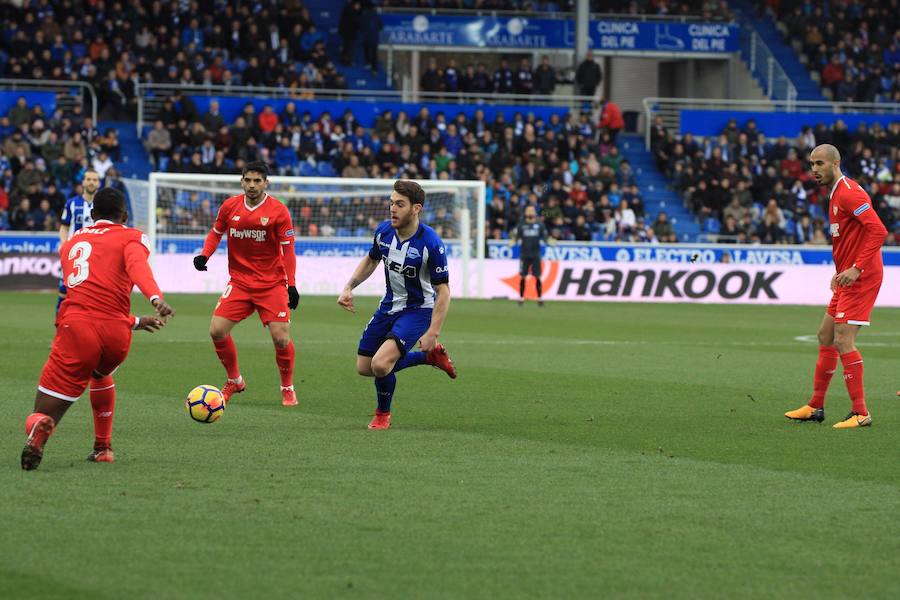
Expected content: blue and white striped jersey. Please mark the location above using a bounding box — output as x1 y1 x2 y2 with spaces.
59 194 93 238
368 220 449 314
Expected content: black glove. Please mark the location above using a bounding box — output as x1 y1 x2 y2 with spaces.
287 285 299 310
193 255 208 271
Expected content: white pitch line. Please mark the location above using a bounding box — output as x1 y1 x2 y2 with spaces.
160 338 900 348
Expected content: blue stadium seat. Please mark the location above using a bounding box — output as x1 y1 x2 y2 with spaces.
299 162 317 177
317 162 336 177
703 217 721 234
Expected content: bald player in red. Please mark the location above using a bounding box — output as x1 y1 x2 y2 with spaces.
192 161 300 407
21 187 175 470
786 144 887 429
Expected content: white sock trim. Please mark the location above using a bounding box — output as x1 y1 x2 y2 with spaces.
89 384 115 392
281 385 294 391
227 376 243 384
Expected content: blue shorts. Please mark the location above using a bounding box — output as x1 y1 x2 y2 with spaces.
58 279 67 296
358 308 432 358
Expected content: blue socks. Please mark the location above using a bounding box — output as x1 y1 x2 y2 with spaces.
392 351 426 373
374 352 426 413
375 374 396 413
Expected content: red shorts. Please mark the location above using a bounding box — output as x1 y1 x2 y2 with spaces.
827 272 883 326
214 281 290 326
38 318 132 401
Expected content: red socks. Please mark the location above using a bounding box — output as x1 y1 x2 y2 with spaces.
89 375 115 449
25 412 53 435
216 336 293 389
275 341 295 388
809 345 840 409
213 335 241 380
840 350 868 416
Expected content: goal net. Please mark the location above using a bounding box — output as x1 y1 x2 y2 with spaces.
140 174 486 297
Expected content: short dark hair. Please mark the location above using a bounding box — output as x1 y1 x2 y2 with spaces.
393 180 425 205
92 187 125 220
242 161 269 179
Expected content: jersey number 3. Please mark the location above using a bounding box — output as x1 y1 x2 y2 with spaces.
66 241 92 288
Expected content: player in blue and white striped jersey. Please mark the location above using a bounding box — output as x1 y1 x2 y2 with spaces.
337 180 457 430
56 169 101 313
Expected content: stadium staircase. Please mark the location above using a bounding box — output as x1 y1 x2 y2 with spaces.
103 121 153 179
619 133 700 242
732 0 827 102
304 0 395 92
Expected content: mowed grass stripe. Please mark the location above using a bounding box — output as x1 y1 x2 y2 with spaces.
3 422 899 599
2 293 900 599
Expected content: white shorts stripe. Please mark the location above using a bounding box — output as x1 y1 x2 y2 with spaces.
37 385 80 402
847 320 871 326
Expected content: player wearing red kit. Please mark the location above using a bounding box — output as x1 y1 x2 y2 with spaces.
192 161 300 406
786 144 887 429
21 188 175 471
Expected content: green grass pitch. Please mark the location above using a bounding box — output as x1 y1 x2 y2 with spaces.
2 292 900 599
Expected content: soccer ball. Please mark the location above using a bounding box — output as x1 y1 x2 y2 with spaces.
186 385 225 423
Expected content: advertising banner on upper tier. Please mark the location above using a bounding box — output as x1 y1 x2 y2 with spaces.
380 15 738 52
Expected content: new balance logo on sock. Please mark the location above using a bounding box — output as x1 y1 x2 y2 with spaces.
98 411 113 417
278 312 287 317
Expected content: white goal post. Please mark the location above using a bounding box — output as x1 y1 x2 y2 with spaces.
140 174 487 298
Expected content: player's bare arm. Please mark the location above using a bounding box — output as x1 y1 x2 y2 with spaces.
418 283 450 352
338 256 380 313
58 224 69 245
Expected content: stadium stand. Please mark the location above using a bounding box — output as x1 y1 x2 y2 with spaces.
1 0 894 245
0 0 350 120
0 94 127 232
749 0 900 103
649 114 900 245
151 98 671 242
378 1 731 20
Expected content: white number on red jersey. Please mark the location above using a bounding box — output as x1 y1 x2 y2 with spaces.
66 241 92 287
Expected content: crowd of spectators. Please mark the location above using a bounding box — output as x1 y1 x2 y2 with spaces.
0 0 344 120
418 51 607 101
419 56 559 98
758 0 900 103
381 0 731 19
650 114 900 245
148 93 656 241
0 96 126 231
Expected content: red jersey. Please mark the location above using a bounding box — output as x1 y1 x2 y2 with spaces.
828 176 887 275
58 220 163 327
208 193 295 290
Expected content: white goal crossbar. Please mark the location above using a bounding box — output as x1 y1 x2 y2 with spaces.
144 173 487 298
